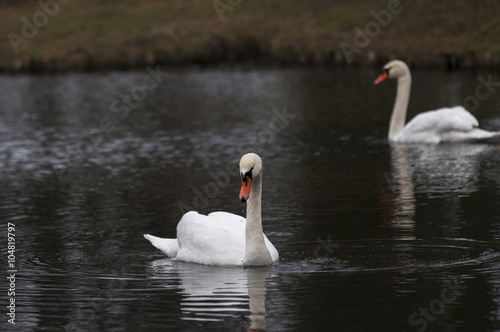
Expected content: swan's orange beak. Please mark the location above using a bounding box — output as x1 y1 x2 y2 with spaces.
374 70 389 85
239 176 252 202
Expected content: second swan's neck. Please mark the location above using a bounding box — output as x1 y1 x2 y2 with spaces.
389 73 412 141
244 174 272 266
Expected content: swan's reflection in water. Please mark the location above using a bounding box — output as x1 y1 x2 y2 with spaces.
146 259 271 331
386 143 495 239
387 143 416 240
407 143 490 196
384 143 499 271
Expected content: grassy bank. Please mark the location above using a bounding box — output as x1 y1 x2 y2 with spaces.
1 0 500 72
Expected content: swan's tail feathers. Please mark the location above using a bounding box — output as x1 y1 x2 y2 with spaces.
470 129 500 141
445 129 500 142
143 234 179 258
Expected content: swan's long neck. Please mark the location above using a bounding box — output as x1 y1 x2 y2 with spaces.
389 73 412 141
243 173 272 266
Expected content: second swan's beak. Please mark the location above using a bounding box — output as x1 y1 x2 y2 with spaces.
239 175 252 202
374 70 389 85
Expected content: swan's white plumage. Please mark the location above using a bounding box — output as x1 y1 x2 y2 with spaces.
376 60 500 143
397 106 497 143
144 211 278 266
144 153 279 266
143 234 179 257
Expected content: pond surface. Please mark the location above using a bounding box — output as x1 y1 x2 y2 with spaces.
2 66 500 331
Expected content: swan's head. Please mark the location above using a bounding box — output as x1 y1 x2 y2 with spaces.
239 153 262 202
374 60 410 84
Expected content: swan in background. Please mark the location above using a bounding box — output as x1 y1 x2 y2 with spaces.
144 153 279 266
374 59 500 143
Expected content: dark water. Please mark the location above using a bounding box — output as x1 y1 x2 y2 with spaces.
2 67 500 332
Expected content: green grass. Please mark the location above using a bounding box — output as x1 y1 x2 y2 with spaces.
1 0 499 72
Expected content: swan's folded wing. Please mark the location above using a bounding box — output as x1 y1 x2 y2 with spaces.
405 106 478 135
176 211 246 265
435 106 479 132
208 211 246 224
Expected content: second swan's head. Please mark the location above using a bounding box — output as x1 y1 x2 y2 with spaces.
239 153 262 202
374 59 410 85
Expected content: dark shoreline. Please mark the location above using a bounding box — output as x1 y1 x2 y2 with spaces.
2 1 499 74
3 51 500 75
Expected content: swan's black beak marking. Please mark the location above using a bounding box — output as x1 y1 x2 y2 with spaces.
243 167 253 181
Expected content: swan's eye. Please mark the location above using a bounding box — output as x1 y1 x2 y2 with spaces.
247 167 253 180
241 167 253 181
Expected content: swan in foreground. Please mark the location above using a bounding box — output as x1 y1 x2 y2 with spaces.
144 153 278 266
375 59 500 143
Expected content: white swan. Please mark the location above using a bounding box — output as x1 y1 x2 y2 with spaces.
144 153 279 266
375 59 500 143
